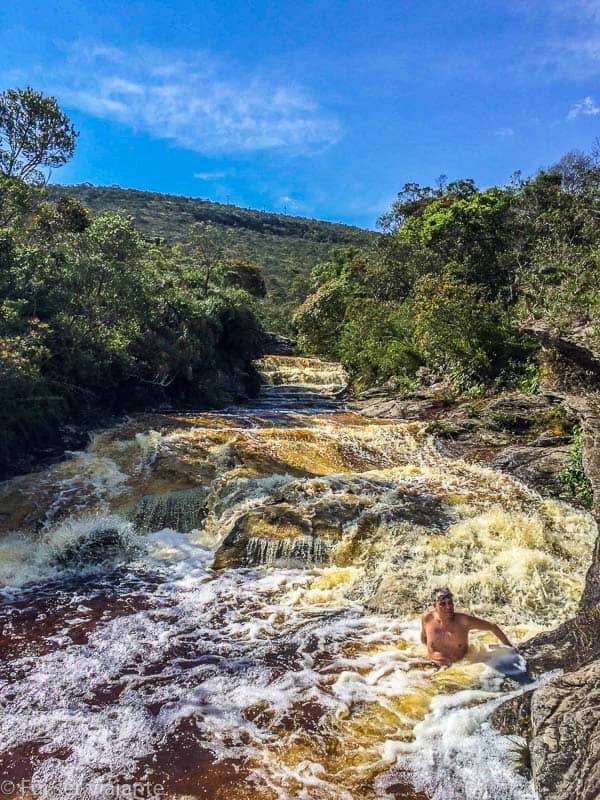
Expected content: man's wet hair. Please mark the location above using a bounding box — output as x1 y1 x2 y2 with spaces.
432 587 454 602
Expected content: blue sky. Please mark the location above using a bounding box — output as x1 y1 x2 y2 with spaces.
1 1 599 228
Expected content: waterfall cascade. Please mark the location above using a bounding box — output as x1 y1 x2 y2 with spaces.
0 355 595 800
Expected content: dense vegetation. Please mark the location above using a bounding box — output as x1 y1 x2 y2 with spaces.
294 155 600 395
48 184 375 333
0 88 266 478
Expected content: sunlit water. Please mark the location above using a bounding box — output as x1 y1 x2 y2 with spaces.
0 356 595 800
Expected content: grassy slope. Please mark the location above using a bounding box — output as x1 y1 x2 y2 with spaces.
49 184 376 332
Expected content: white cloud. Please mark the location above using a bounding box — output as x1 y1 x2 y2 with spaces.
507 2 600 80
512 0 600 25
495 127 515 137
279 195 304 212
545 35 600 79
54 42 341 155
567 95 600 118
193 170 230 180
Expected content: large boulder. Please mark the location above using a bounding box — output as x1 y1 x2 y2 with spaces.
529 658 600 800
487 326 600 800
351 389 579 501
490 441 572 498
518 604 600 675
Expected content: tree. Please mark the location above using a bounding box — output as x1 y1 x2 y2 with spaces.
222 260 266 297
399 187 517 298
377 178 478 231
0 87 78 183
413 270 532 388
550 149 600 194
0 174 42 226
173 222 225 297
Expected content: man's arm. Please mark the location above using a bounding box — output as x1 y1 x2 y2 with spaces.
461 614 513 647
420 613 428 645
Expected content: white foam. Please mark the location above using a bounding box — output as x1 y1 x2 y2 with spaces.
388 685 538 800
0 544 548 799
0 514 141 588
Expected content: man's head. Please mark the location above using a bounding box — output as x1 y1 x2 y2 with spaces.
432 587 454 617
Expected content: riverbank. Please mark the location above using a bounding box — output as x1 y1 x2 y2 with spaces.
1 355 262 483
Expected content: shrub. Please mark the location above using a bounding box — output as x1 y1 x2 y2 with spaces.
559 426 593 508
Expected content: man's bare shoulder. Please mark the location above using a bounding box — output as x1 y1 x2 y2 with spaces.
421 610 434 623
454 612 492 629
453 612 478 626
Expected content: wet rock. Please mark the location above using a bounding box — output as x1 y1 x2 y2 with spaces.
485 326 600 800
351 389 577 500
133 487 210 533
490 690 534 739
529 658 600 800
571 395 600 610
492 604 600 798
515 328 600 800
259 331 297 355
52 526 140 567
212 481 456 575
256 354 346 381
353 393 454 421
490 444 571 497
212 489 371 569
483 394 562 432
528 433 573 447
246 533 330 567
520 323 600 387
518 604 600 675
213 504 315 569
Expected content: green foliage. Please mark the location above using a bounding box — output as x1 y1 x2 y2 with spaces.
559 426 593 508
538 404 574 437
378 177 477 230
293 248 371 357
294 248 422 389
398 187 517 297
336 300 421 390
47 184 376 335
514 155 600 332
0 301 65 469
0 173 45 226
294 277 350 358
413 270 535 390
513 360 540 394
0 173 265 477
413 272 491 379
223 260 267 297
295 148 599 398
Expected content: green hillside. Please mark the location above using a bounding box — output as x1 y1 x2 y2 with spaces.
48 184 376 332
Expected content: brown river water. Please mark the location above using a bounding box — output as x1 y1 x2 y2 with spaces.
0 356 595 800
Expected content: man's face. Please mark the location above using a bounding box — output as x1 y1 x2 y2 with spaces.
434 594 454 617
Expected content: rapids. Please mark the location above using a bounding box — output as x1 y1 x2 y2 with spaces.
0 355 595 800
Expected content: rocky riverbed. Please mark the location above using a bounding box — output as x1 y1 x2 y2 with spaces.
0 351 597 799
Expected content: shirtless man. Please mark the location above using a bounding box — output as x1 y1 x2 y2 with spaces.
421 587 514 667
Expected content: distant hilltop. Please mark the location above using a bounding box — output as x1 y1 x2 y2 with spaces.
48 184 376 333
47 184 374 245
